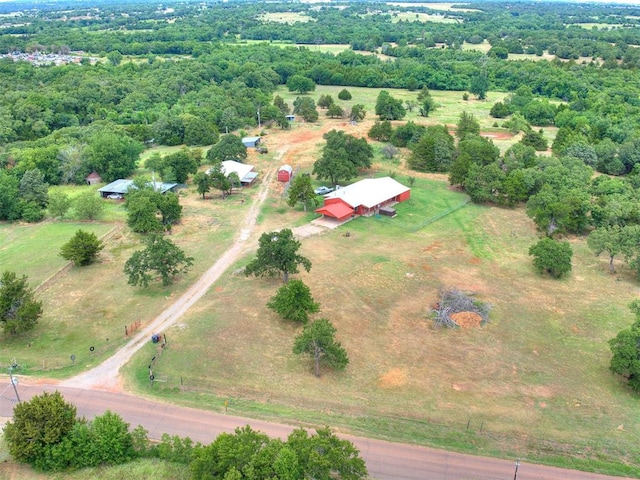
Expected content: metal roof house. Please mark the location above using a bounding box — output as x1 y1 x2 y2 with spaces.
242 136 261 148
315 177 410 222
209 160 258 186
98 179 178 198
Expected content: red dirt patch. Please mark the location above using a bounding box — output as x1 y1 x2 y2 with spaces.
481 131 514 141
378 368 407 388
423 241 442 252
450 311 483 328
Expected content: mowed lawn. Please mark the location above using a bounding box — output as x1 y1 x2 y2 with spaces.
0 222 114 286
127 174 640 472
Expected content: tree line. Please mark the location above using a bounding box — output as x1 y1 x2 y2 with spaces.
3 391 368 478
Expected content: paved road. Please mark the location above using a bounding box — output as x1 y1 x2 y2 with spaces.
0 383 634 480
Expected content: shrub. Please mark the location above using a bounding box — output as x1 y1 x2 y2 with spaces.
529 237 572 278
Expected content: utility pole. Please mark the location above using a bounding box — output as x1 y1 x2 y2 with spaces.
8 366 20 403
257 109 261 129
513 458 520 480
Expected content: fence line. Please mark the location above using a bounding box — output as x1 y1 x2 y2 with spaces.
35 223 123 294
409 198 470 233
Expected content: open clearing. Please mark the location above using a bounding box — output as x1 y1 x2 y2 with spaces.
386 2 482 12
1 86 637 472
260 12 313 24
388 11 459 23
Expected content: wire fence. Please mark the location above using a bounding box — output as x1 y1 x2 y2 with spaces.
408 198 470 233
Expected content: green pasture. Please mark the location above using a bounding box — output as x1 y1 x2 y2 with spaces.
123 172 640 475
462 40 492 53
390 11 458 23
570 23 625 30
276 84 509 126
0 222 113 287
276 84 524 152
387 2 481 12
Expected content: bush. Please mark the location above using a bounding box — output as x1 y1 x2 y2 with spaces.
337 88 352 100
3 392 77 469
529 237 572 278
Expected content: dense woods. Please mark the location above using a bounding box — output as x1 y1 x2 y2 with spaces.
1 1 640 271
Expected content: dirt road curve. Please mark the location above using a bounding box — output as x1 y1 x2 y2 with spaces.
0 383 632 480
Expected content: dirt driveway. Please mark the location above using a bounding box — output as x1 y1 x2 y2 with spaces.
60 150 286 391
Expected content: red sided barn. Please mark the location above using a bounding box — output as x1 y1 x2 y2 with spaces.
315 177 410 223
278 164 293 182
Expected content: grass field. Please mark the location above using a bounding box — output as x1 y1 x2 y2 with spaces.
275 84 524 153
389 11 458 23
0 173 260 377
2 83 636 474
259 12 313 24
0 222 114 287
387 2 481 12
124 169 640 475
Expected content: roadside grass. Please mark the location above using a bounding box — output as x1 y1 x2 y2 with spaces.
0 435 188 480
0 185 249 378
0 222 113 286
125 171 640 475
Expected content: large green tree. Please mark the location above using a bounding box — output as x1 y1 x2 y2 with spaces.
609 302 640 393
587 225 640 274
190 426 271 480
125 189 182 233
3 391 77 468
286 75 316 94
0 170 21 221
293 318 349 377
193 172 211 199
287 174 317 212
528 237 573 278
408 125 455 172
293 97 319 123
86 130 144 183
267 279 320 324
147 148 199 184
73 191 104 221
286 427 367 480
206 134 247 164
368 120 393 142
124 234 194 287
245 229 311 283
60 229 104 266
375 90 406 120
47 191 71 219
526 184 591 236
456 111 481 139
0 270 42 334
313 130 373 186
